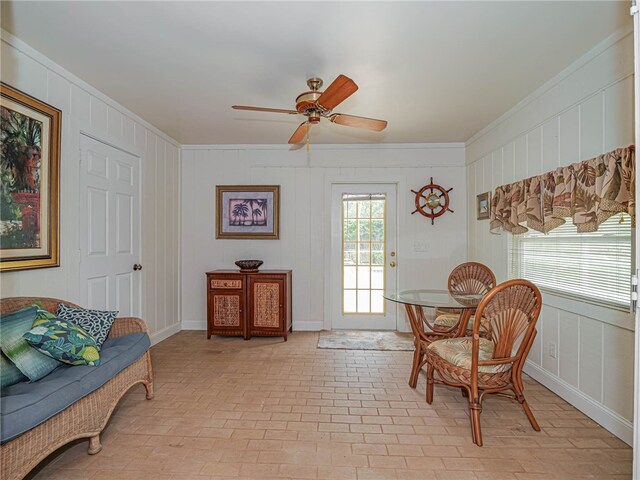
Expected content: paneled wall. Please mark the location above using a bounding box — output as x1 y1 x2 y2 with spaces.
181 144 467 332
0 30 181 344
465 30 634 443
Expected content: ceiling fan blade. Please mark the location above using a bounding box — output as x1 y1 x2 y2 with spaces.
316 75 358 111
232 105 298 114
329 113 388 132
289 122 311 144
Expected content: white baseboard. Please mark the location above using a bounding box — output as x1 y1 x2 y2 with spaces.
150 323 182 346
524 361 632 446
293 321 324 331
182 319 206 330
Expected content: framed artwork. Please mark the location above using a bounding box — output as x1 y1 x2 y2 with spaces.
216 185 280 239
476 192 490 220
0 83 61 271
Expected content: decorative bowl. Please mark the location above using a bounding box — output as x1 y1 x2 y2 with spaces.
235 260 263 272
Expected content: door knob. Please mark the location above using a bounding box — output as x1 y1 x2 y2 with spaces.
389 261 396 268
133 264 143 271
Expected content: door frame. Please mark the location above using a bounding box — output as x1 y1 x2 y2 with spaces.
78 131 143 317
323 176 403 331
632 0 639 475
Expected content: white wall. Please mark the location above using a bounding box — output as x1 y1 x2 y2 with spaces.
466 30 635 444
181 144 467 332
0 30 181 344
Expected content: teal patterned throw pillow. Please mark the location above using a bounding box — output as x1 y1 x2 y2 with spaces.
0 306 62 382
23 318 101 366
56 304 117 349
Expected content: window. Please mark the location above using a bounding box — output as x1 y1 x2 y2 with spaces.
510 214 632 310
342 193 386 314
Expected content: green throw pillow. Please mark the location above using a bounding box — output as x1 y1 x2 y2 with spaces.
0 351 27 388
23 318 101 366
0 306 61 382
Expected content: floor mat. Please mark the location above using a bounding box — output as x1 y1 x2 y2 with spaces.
317 330 414 351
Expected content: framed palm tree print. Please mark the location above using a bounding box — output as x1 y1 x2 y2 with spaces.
216 185 280 239
0 83 61 271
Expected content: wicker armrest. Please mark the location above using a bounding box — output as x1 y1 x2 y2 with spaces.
108 317 149 338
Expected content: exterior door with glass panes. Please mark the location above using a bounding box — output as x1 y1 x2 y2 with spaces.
331 184 397 329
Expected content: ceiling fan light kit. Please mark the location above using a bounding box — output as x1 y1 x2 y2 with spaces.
232 74 388 145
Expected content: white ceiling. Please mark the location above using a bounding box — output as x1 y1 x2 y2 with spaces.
1 1 631 145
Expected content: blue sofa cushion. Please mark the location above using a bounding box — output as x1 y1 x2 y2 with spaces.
0 332 150 443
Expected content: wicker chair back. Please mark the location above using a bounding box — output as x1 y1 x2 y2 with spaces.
472 279 542 365
447 262 496 296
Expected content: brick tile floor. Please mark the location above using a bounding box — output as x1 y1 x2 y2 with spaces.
29 331 632 479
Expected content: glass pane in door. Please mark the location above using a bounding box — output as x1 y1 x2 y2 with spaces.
342 194 386 314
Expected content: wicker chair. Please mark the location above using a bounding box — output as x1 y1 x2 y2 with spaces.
0 297 154 480
407 262 496 389
433 262 496 333
426 279 542 446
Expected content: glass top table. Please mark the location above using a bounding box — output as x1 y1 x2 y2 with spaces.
383 289 485 388
383 289 484 309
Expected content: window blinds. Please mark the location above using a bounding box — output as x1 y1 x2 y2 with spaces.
510 214 631 309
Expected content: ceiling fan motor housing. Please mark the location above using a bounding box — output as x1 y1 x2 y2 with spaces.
295 91 322 114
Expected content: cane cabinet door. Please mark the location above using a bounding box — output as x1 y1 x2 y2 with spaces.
207 274 246 339
248 276 284 337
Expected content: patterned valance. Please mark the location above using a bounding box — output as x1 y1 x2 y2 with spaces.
490 146 635 234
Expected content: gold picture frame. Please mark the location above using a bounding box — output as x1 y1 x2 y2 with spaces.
216 185 280 239
1 83 61 271
476 192 490 220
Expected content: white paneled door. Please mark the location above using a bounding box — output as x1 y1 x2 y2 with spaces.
331 184 397 330
79 135 141 316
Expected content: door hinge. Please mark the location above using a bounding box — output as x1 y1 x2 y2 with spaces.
631 2 639 15
632 271 638 311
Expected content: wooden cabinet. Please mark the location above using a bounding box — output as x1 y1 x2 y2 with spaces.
206 270 292 340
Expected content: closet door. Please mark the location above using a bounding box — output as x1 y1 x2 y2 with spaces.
79 135 141 316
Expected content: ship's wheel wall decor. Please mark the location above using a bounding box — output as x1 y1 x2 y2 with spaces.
411 177 454 225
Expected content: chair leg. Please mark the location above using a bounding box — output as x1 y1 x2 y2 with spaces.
513 380 540 432
513 362 540 432
469 400 483 446
520 398 540 432
426 363 435 404
409 343 423 388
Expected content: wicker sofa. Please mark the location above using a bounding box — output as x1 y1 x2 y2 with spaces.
0 297 154 480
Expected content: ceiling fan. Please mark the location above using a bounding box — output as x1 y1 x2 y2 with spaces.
232 75 388 144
